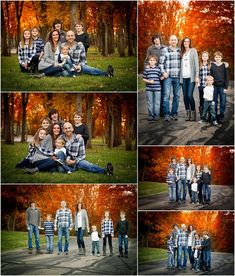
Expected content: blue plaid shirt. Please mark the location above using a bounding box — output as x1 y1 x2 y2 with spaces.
101 219 114 236
199 64 210 87
176 163 187 180
178 230 188 246
33 37 45 55
55 208 73 228
18 42 37 65
159 47 181 77
68 41 87 66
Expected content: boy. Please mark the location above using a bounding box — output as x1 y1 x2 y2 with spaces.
116 211 129 258
171 224 179 268
167 234 174 269
75 21 90 54
201 232 211 272
191 177 199 204
199 75 218 125
58 44 77 77
90 225 100 256
43 214 54 254
210 51 229 124
101 211 114 256
202 165 211 204
143 55 164 121
166 168 177 202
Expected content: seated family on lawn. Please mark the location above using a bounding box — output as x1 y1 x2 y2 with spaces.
26 201 129 257
166 157 212 204
18 19 114 78
16 108 114 175
167 224 211 272
143 34 229 124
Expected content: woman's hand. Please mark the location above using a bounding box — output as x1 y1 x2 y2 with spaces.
195 77 199 83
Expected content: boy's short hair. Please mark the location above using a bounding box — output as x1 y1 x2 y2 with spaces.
61 43 69 49
46 214 52 218
173 224 178 228
203 231 209 236
74 112 83 118
147 55 158 62
214 51 223 58
167 234 171 239
75 21 84 27
171 157 176 162
56 137 65 145
48 108 59 119
152 34 162 44
206 75 214 81
31 27 40 33
169 168 174 173
120 211 126 216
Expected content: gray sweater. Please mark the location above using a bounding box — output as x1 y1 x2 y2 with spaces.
180 48 199 83
74 209 89 231
25 207 41 227
38 42 61 71
31 134 53 163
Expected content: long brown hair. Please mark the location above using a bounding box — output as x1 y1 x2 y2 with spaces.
47 29 60 52
76 202 83 214
32 128 47 147
49 123 62 146
180 37 192 57
21 29 34 48
199 51 211 69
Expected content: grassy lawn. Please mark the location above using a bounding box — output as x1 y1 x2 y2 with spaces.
1 139 137 183
139 247 167 263
138 181 167 198
1 50 137 91
138 74 145 92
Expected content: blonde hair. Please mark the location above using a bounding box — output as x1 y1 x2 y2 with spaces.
199 51 211 69
32 128 46 146
55 137 65 146
205 75 214 86
21 29 34 48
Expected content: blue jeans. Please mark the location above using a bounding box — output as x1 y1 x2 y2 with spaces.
63 61 76 76
174 247 178 267
46 235 54 252
146 90 161 118
167 252 174 268
192 191 198 203
76 159 105 174
201 101 216 122
55 151 72 173
28 224 40 249
182 78 196 111
177 179 187 202
188 246 194 266
40 65 64 76
178 245 188 268
58 227 70 253
92 241 100 254
76 228 85 248
81 64 107 76
214 86 226 119
168 187 176 202
203 250 211 270
163 77 180 117
202 184 211 203
118 234 128 255
33 158 58 171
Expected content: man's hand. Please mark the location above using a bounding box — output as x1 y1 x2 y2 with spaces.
163 72 168 78
67 160 76 166
149 79 154 84
75 65 81 72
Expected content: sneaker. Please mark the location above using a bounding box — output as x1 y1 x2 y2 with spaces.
107 65 114 77
36 249 43 254
147 116 154 121
67 171 72 174
97 254 100 257
90 253 94 256
153 116 160 121
25 167 39 174
57 252 62 255
33 73 45 78
199 120 204 124
192 202 194 204
49 251 53 254
118 254 123 257
65 251 69 255
213 121 218 125
106 163 113 176
164 117 170 122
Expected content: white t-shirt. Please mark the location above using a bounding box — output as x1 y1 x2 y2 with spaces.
191 182 198 192
91 231 100 241
54 147 66 155
203 86 214 101
76 211 82 228
187 167 191 180
182 51 191 78
60 53 71 62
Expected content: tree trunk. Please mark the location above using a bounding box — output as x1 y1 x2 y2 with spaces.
125 111 134 151
126 2 134 56
76 94 83 113
21 93 29 143
117 14 126 57
70 1 78 30
1 2 10 56
86 94 94 149
4 93 14 144
15 1 24 52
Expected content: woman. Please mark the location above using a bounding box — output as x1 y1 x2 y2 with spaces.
36 30 69 78
74 202 90 255
73 113 89 147
180 37 199 121
186 158 196 202
187 225 196 269
24 123 62 174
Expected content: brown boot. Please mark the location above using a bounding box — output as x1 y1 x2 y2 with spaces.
28 248 33 254
185 110 191 121
191 111 196 121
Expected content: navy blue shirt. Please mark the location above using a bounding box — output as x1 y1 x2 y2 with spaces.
143 65 162 91
44 221 54 236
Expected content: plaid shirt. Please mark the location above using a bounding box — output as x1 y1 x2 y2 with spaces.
159 46 181 77
143 65 162 91
61 134 85 164
18 42 36 65
193 239 201 248
26 144 53 161
195 171 202 183
33 37 44 55
68 41 87 66
55 208 73 228
176 163 187 180
199 64 210 87
178 230 188 246
101 219 114 236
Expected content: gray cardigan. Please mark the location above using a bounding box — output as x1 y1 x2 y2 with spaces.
31 134 53 163
180 48 199 83
74 209 89 231
38 42 61 71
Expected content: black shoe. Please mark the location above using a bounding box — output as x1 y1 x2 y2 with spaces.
106 163 113 176
36 249 43 254
107 65 114 77
25 167 39 174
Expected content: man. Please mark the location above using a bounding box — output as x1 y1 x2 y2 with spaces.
57 122 113 175
25 201 43 254
177 224 188 270
54 201 73 255
159 35 181 121
176 157 187 203
65 30 114 77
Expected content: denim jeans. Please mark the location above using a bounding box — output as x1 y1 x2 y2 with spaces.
203 250 211 270
198 86 205 110
33 158 58 171
174 247 178 267
214 86 226 119
146 90 161 118
118 234 128 255
76 160 105 174
46 235 54 252
58 227 70 253
55 151 72 173
81 64 107 76
188 246 194 266
194 257 200 270
28 224 40 249
40 65 64 76
187 180 192 200
201 101 216 122
202 184 211 203
76 227 85 248
178 245 188 268
92 241 100 254
182 78 196 111
163 77 180 117
192 191 198 203
177 179 187 202
167 252 174 268
168 187 176 202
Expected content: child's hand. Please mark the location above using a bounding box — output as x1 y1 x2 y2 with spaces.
224 89 228 93
27 227 30 231
125 235 128 238
149 80 155 84
54 227 57 232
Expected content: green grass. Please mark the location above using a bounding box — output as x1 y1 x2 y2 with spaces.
138 182 167 198
138 247 167 263
138 74 145 92
1 50 137 91
1 139 137 183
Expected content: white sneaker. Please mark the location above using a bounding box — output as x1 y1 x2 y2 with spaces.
199 120 203 124
213 121 218 125
67 171 72 174
97 254 100 257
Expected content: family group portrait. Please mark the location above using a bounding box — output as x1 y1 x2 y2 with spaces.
138 146 234 210
1 184 137 275
1 0 137 91
138 0 234 145
138 211 234 275
1 92 137 183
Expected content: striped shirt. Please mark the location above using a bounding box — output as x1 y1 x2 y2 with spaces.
68 41 87 66
101 219 114 236
18 42 37 65
166 173 177 188
199 64 210 87
176 163 187 180
195 171 202 183
178 230 188 246
167 239 174 254
159 47 181 77
143 66 162 91
44 221 54 236
33 37 45 55
55 208 73 228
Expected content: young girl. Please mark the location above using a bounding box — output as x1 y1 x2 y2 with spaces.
40 116 51 134
18 29 37 73
195 165 203 204
31 27 45 72
101 211 114 256
192 233 202 272
75 21 90 54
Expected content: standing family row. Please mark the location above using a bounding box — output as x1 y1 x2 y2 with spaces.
26 201 129 258
166 157 212 204
143 34 229 124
